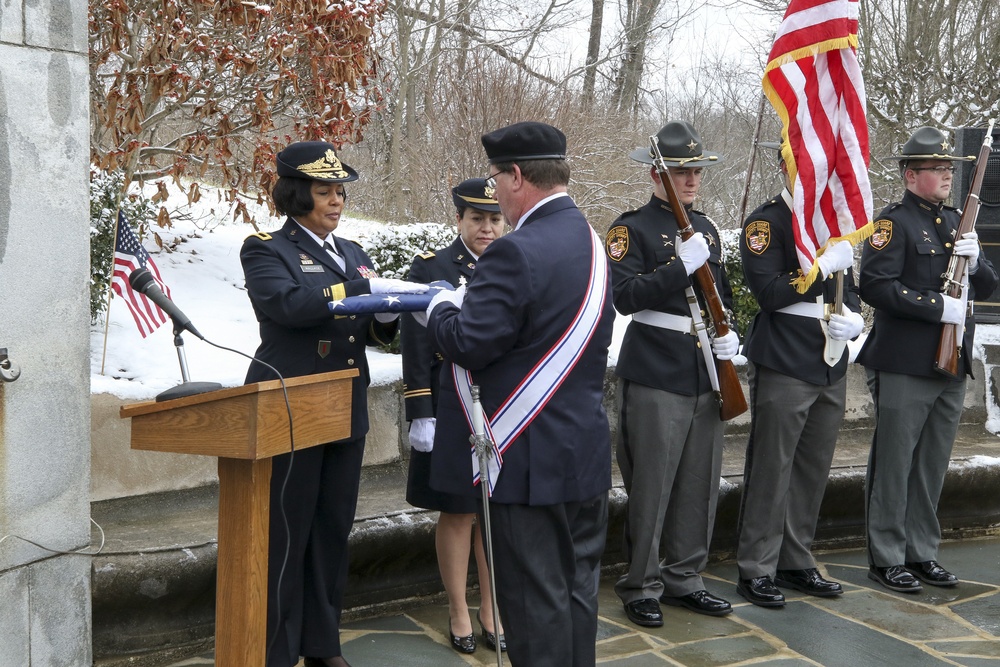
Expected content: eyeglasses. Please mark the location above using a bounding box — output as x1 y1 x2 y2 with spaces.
485 170 505 189
910 166 956 174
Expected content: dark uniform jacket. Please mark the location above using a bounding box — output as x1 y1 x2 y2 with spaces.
240 217 397 439
400 237 477 421
858 190 998 379
605 195 733 396
428 196 616 506
741 193 861 385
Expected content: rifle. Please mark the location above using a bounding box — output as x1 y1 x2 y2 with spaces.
649 136 749 421
934 119 995 379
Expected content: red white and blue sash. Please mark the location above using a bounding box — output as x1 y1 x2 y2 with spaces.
453 227 609 496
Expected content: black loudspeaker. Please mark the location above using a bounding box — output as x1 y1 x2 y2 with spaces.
954 125 1000 322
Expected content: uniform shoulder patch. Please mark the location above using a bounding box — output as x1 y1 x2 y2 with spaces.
745 220 770 255
245 231 272 241
869 219 892 250
416 250 435 260
606 225 630 261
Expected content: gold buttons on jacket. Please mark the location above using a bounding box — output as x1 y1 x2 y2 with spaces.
349 335 356 343
347 358 355 366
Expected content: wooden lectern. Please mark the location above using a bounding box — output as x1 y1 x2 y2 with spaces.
119 369 358 667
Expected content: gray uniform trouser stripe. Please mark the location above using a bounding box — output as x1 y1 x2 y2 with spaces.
736 364 845 578
614 379 724 601
865 369 965 567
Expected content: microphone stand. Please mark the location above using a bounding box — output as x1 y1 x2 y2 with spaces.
155 318 222 402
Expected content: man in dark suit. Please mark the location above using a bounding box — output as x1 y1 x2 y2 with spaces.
241 141 426 667
422 122 615 667
859 126 998 593
736 143 862 607
605 121 737 626
400 178 506 653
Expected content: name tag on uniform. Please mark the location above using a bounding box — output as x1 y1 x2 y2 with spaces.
300 265 325 273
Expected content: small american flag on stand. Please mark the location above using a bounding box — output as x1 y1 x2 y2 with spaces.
111 212 171 337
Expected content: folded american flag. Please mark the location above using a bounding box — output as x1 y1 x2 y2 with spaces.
328 280 453 314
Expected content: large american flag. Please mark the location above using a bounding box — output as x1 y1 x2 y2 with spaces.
763 0 873 293
111 212 170 337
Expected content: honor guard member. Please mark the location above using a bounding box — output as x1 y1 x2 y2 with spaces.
859 126 997 593
735 142 862 607
606 120 738 627
400 178 506 654
241 141 427 667
423 122 616 667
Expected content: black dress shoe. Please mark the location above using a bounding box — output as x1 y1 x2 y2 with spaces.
775 568 843 597
660 590 733 616
304 657 352 667
477 610 507 652
868 565 922 593
737 576 786 607
623 598 663 627
448 621 477 654
905 560 958 587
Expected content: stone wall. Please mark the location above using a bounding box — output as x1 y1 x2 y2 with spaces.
0 1 93 664
95 352 995 502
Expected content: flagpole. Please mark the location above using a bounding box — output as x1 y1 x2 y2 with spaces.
99 199 125 376
738 92 769 226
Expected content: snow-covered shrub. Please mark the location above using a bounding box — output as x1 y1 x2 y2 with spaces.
720 228 759 337
360 222 456 280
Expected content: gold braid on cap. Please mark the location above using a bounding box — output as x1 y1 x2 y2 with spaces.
297 149 349 179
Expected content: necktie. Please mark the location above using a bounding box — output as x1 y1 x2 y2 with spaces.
323 241 346 272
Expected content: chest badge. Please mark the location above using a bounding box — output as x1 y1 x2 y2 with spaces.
661 234 674 248
606 226 629 261
869 219 892 250
745 220 770 255
459 275 467 286
317 340 331 358
358 265 378 279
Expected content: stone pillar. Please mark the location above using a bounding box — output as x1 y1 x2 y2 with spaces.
0 1 92 665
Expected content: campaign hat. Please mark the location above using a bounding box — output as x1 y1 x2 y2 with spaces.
276 141 360 182
890 126 974 161
629 120 723 167
481 122 567 164
451 178 500 212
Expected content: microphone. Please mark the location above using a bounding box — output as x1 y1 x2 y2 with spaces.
128 268 203 339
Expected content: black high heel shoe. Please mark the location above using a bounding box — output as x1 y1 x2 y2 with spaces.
449 620 477 654
477 610 507 653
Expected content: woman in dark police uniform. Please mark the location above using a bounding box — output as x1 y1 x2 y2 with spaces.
240 141 426 667
400 178 506 654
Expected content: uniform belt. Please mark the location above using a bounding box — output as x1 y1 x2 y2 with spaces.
775 302 825 319
632 310 695 335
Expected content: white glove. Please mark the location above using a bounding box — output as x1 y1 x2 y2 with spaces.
409 417 436 453
678 232 710 275
369 277 429 294
954 232 980 272
711 330 739 361
940 294 965 324
827 310 864 341
816 241 854 276
424 284 466 320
